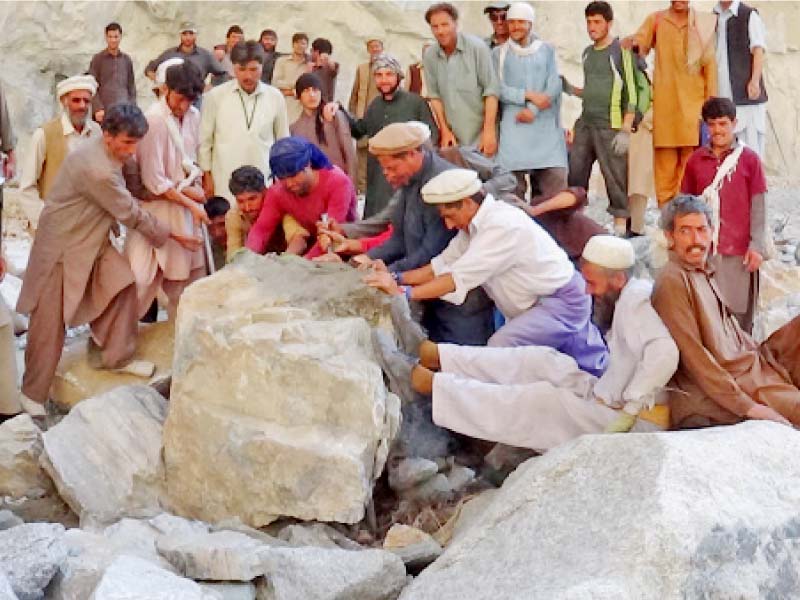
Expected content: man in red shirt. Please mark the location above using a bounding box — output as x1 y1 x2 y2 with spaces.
681 96 767 333
246 137 357 259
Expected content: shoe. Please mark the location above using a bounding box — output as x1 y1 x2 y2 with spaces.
112 360 156 378
371 329 419 403
19 394 46 417
389 295 428 357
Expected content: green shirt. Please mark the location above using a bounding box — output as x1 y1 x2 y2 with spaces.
580 45 614 127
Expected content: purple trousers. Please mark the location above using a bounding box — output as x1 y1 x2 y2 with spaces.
488 270 608 377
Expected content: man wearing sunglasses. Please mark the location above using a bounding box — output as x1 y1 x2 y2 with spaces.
484 2 510 49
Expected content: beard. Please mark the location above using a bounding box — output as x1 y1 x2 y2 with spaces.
380 81 401 99
68 110 88 128
592 288 622 334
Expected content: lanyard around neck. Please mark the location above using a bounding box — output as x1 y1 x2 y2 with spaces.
237 89 259 130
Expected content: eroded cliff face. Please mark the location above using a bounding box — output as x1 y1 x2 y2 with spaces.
0 1 796 175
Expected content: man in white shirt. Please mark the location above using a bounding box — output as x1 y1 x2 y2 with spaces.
714 0 768 158
366 168 608 376
18 75 102 234
373 235 679 451
199 40 289 203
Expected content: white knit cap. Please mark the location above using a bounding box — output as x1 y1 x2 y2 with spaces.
507 2 535 22
422 169 483 205
582 235 636 270
155 58 185 86
56 75 98 99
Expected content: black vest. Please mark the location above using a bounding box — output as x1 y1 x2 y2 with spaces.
725 3 768 105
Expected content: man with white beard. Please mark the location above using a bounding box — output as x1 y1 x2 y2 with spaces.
18 75 102 234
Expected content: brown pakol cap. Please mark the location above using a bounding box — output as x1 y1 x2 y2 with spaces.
368 122 430 156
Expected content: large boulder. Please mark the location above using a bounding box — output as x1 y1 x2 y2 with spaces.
40 385 168 526
257 547 407 600
164 255 399 527
0 415 73 524
400 422 800 600
0 522 66 600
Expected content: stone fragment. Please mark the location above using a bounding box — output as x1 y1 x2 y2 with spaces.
401 422 800 599
148 513 210 538
0 573 18 600
41 385 168 526
164 256 399 527
199 583 256 600
277 523 362 550
256 547 406 600
400 474 452 503
444 466 475 492
0 509 23 530
156 530 271 581
388 458 439 492
0 414 73 524
383 525 442 572
89 555 215 600
50 322 175 409
0 523 66 600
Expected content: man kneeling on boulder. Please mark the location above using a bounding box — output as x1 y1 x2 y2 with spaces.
373 234 679 451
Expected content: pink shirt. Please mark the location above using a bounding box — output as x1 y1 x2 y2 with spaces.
246 166 356 259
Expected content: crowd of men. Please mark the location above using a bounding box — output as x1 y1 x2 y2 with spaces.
1 0 798 454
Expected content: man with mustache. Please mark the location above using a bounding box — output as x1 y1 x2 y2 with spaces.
372 233 677 450
652 195 800 429
345 53 439 217
18 75 102 235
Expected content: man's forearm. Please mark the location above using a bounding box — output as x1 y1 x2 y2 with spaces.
527 191 577 217
409 273 456 300
400 264 435 286
751 47 764 83
429 99 450 134
482 95 498 132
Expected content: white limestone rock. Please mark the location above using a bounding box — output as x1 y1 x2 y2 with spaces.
400 422 800 600
383 525 442 572
0 509 23 530
40 385 168 526
0 573 18 600
89 555 215 600
156 530 271 581
0 414 73 524
277 523 362 550
199 583 256 600
256 547 406 600
388 458 439 492
164 256 399 527
0 522 66 600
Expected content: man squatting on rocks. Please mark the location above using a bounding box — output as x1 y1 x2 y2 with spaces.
370 169 678 450
16 104 202 417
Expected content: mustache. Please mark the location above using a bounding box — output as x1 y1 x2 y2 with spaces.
687 244 707 253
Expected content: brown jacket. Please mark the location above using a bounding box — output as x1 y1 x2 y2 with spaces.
652 254 800 428
18 136 169 326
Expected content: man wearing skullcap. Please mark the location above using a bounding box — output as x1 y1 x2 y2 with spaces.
348 37 384 193
358 123 494 346
343 52 439 217
17 104 203 416
18 74 102 234
245 136 356 258
145 22 228 89
483 2 511 48
372 234 679 450
199 40 289 204
367 168 608 375
152 57 186 98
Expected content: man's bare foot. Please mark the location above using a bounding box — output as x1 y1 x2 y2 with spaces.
418 340 440 370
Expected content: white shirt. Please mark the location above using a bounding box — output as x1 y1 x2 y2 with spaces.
430 193 573 319
593 278 679 411
198 80 289 202
18 112 101 227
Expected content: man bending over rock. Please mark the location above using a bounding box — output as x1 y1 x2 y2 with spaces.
373 234 678 451
17 104 201 416
652 194 800 429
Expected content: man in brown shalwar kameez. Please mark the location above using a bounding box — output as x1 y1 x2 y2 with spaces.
652 195 800 429
16 104 202 416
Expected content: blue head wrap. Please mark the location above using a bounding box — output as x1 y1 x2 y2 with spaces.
269 136 333 179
